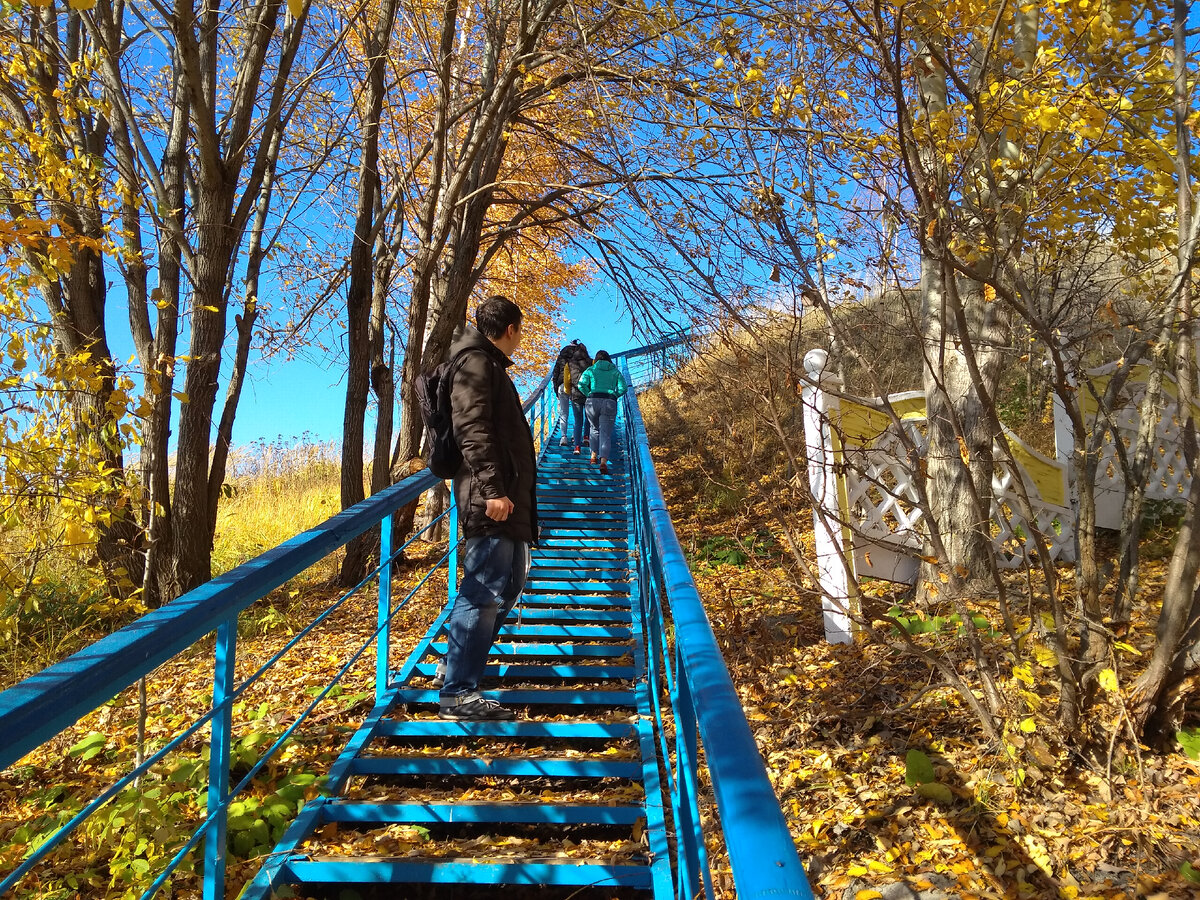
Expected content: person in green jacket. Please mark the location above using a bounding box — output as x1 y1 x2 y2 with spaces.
576 350 628 475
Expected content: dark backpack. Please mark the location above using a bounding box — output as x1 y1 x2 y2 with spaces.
415 349 475 479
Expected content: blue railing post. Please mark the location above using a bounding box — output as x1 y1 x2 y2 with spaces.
204 617 237 900
540 389 548 445
448 499 459 600
377 513 393 703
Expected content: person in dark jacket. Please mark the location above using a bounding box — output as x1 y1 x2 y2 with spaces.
439 295 538 721
550 339 592 452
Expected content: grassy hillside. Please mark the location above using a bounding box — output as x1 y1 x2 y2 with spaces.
0 439 348 690
637 328 1200 899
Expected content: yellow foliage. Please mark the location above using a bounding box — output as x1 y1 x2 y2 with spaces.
1 28 142 650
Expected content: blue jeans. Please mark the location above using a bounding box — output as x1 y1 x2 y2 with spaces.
441 535 530 700
557 393 589 446
585 396 618 460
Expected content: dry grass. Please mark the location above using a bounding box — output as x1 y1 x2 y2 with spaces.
214 437 344 579
637 338 1200 900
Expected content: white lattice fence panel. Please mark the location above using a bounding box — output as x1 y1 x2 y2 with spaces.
841 425 926 549
833 398 1075 579
990 435 1076 569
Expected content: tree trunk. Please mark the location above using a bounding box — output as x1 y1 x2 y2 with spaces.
370 220 396 497
338 0 397 587
168 190 238 595
160 0 301 597
920 275 1002 596
1128 0 1200 741
19 8 145 601
207 124 283 543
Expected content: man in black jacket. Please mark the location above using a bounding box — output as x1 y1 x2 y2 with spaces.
439 295 538 721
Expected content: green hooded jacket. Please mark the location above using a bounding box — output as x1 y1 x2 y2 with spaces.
577 359 628 398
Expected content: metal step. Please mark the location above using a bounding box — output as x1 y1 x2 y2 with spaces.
348 756 642 779
372 719 636 740
492 628 633 643
390 687 637 706
427 642 632 658
412 662 636 680
319 800 646 826
279 859 653 889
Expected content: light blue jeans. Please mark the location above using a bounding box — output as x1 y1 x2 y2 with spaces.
585 396 618 461
441 535 530 701
557 393 589 446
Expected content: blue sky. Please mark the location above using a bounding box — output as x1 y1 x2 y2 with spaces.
226 279 645 450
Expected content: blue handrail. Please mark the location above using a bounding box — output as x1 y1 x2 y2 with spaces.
620 357 813 900
0 465 439 771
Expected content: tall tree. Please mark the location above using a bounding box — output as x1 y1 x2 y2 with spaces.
339 0 401 585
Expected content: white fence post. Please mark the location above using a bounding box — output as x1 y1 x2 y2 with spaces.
802 349 855 644
1052 367 1080 562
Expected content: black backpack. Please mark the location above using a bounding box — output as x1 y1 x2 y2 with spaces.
415 349 475 479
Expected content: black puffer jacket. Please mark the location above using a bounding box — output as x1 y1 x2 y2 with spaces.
551 341 592 400
449 325 538 544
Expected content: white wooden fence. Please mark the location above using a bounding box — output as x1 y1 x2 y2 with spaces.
802 349 1196 644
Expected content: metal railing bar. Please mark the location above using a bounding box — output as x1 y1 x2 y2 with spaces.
140 535 461 900
0 468 444 769
619 361 814 900
243 534 463 801
0 499 457 894
210 502 453 724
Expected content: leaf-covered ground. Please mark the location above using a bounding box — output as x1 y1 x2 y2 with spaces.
639 380 1200 900
4 387 1200 899
0 551 454 899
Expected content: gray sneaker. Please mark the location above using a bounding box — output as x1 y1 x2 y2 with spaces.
438 696 515 721
430 661 446 689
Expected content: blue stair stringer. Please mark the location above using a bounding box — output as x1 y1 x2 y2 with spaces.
244 415 675 898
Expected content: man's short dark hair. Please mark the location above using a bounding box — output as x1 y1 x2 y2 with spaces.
475 295 523 339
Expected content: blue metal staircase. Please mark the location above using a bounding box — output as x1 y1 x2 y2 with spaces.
245 417 674 896
0 340 813 900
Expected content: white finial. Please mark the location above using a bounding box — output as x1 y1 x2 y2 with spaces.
804 348 830 381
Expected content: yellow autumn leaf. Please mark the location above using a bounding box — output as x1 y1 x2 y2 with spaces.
287 0 304 16
68 0 97 8
1099 668 1119 693
1033 644 1058 667
64 520 88 546
855 891 884 900
1019 717 1037 733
